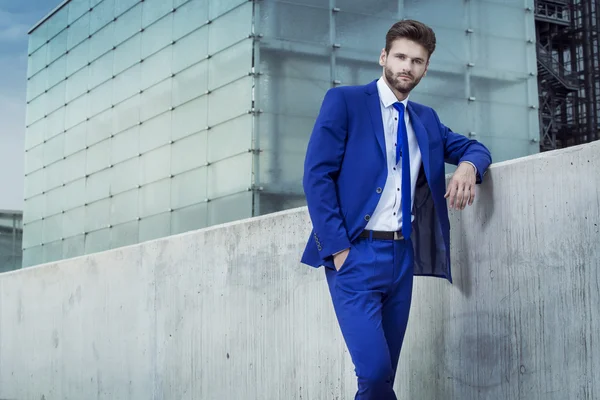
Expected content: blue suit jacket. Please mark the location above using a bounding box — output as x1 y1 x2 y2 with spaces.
301 80 492 283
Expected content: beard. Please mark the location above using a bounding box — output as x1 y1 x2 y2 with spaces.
384 66 422 94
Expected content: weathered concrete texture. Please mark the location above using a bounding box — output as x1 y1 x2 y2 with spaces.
1 141 599 400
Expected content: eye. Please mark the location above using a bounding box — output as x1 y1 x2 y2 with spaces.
413 59 424 65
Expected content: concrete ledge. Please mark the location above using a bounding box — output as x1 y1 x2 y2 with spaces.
1 141 599 399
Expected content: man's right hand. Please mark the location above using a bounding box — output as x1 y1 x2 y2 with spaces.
333 248 350 271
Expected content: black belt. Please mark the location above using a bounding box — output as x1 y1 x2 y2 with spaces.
359 229 405 241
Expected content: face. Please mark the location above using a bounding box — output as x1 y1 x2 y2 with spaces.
379 38 429 97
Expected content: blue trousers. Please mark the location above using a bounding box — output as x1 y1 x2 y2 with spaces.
325 236 414 400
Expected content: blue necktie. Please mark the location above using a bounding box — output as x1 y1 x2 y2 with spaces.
392 102 412 239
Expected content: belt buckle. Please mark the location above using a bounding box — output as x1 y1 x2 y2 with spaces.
393 231 402 240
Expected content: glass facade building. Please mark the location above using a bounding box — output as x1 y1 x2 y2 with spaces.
23 0 539 267
0 211 23 273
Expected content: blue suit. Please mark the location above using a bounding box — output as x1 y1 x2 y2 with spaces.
301 79 491 398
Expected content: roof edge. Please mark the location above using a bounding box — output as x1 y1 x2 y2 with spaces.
28 0 71 35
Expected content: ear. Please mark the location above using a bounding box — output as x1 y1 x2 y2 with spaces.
379 49 386 67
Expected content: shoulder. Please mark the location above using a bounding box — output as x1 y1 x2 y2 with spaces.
408 100 440 122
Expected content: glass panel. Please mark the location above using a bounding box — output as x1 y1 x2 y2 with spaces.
139 212 171 242
63 235 85 259
63 152 87 184
86 168 112 204
25 168 45 198
139 145 171 185
171 167 207 210
90 0 115 34
65 92 88 129
111 157 140 194
85 228 111 253
336 0 399 16
115 0 141 16
142 0 174 27
257 74 327 117
473 36 527 75
25 144 44 174
140 78 172 121
66 66 89 103
88 81 113 116
68 13 90 50
26 120 46 150
208 39 251 89
173 0 208 40
209 0 246 19
46 5 69 38
113 34 141 76
66 41 90 76
111 220 139 247
112 125 140 164
44 185 65 217
113 93 140 133
171 202 208 234
259 1 328 46
258 45 329 81
27 68 47 101
471 2 526 40
47 30 68 65
85 198 111 232
29 45 48 78
171 96 207 140
207 191 252 226
86 139 111 175
28 23 48 55
115 5 143 50
141 14 173 59
23 245 44 268
63 207 85 238
171 131 207 174
62 178 86 211
207 114 252 162
474 101 530 139
172 61 207 106
139 179 171 217
43 214 63 243
26 95 45 126
45 107 66 140
139 112 172 153
141 47 173 90
207 152 252 198
471 76 529 106
47 55 66 89
172 26 208 74
336 13 390 52
208 2 252 54
43 240 64 263
45 82 67 116
68 0 91 24
89 23 115 60
87 108 114 146
45 159 64 192
207 76 251 126
89 51 114 89
23 220 43 249
110 189 139 225
113 63 141 104
44 134 65 166
24 195 45 223
65 123 87 156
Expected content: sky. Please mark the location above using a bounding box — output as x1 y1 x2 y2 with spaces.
0 0 56 210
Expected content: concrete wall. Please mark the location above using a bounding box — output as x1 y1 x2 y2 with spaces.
0 141 598 400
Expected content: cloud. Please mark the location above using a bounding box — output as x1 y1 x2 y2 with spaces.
0 23 28 42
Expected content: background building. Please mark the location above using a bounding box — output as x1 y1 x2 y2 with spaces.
0 211 23 273
22 0 545 267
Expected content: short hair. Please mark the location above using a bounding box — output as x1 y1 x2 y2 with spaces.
385 20 436 58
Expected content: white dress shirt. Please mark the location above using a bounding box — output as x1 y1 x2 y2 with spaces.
365 77 423 232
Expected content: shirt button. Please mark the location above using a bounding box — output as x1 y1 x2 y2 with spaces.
364 214 371 221
397 188 400 191
376 187 382 194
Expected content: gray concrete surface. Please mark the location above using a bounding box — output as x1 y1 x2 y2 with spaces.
0 141 599 400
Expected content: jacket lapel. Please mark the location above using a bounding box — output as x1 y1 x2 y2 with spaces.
407 102 431 181
365 81 386 159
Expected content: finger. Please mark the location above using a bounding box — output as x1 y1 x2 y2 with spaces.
468 185 475 206
447 183 456 208
456 182 465 210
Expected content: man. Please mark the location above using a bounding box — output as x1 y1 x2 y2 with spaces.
301 20 492 399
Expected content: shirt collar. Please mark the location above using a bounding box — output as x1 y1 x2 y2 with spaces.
377 76 409 109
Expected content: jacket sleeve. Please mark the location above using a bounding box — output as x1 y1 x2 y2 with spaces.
302 88 351 258
432 109 492 184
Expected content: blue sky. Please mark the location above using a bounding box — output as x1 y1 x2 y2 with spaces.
0 0 56 210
